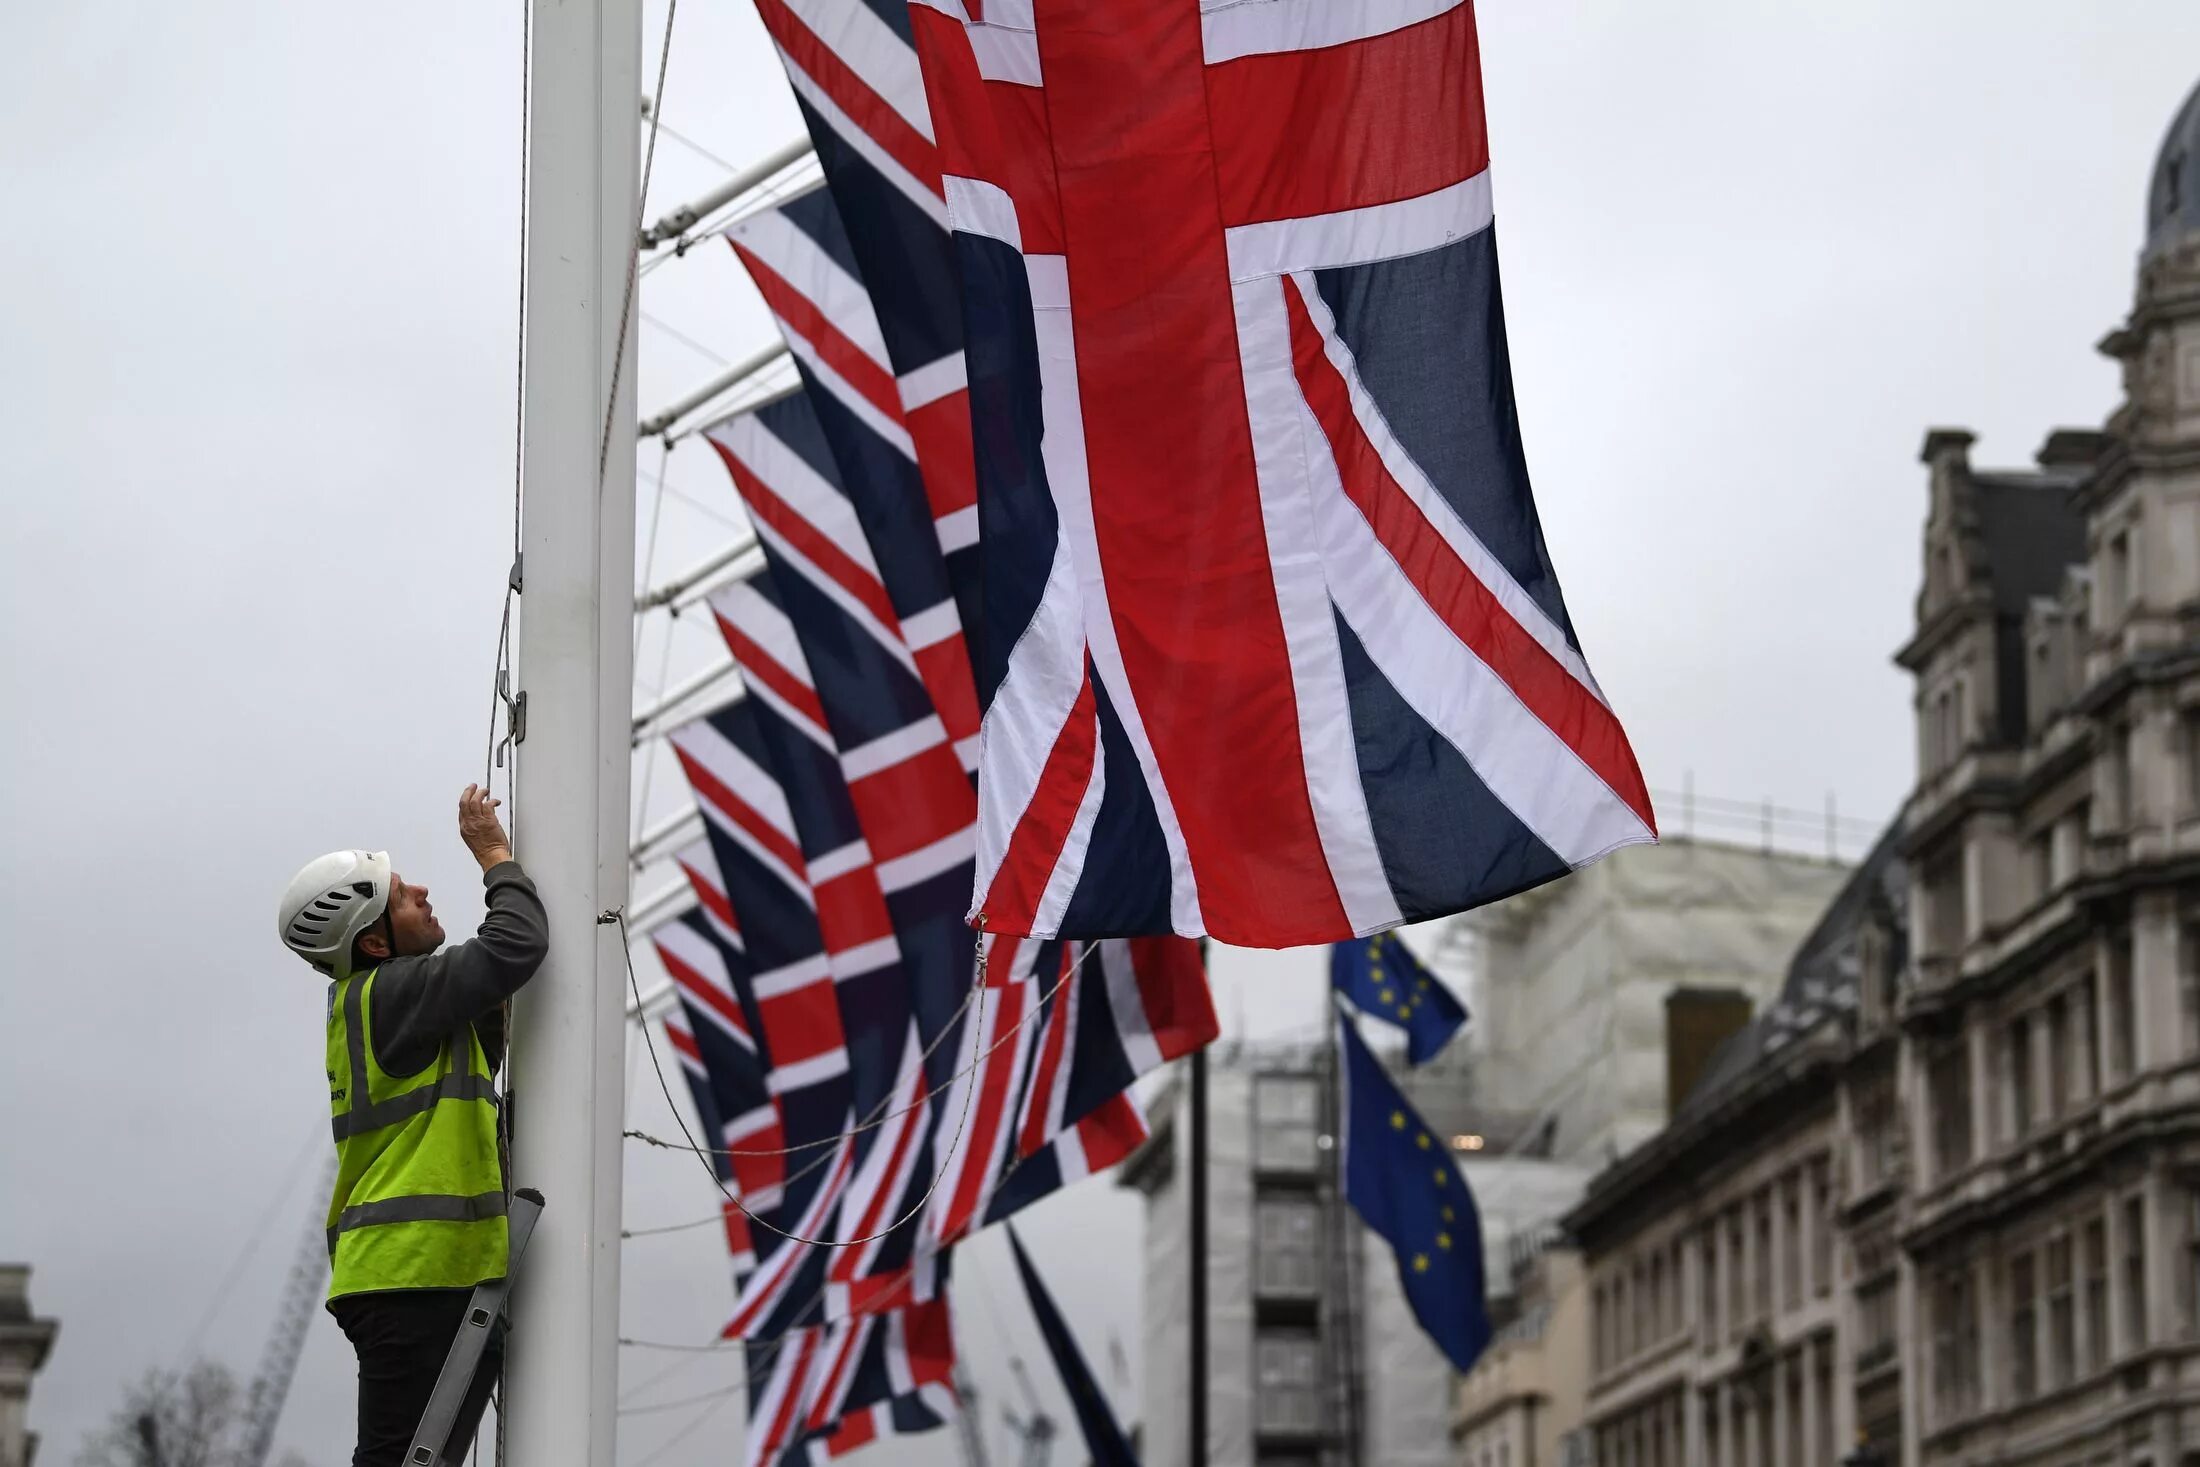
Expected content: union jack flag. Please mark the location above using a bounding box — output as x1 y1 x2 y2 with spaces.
902 0 1658 944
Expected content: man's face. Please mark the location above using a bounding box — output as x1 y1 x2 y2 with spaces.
387 873 445 956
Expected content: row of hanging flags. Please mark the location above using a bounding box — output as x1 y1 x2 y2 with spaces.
639 0 1655 1456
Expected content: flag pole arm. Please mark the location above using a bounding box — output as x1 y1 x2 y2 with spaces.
638 134 815 248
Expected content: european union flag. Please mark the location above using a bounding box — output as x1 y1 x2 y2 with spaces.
1331 932 1467 1064
1337 1010 1491 1374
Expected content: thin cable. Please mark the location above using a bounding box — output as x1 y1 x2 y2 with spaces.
641 310 736 369
625 1382 740 1467
599 0 680 486
651 117 743 175
622 1336 742 1352
620 1382 749 1417
617 907 992 1248
622 1211 729 1240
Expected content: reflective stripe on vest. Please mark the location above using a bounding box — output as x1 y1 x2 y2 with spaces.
326 969 509 1298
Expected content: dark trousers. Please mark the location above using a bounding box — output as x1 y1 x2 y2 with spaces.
331 1289 503 1467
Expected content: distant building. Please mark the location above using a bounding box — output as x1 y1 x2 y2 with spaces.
0 1266 59 1467
1466 838 1851 1169
1122 1039 1589 1467
1452 1233 1589 1467
1563 827 1901 1467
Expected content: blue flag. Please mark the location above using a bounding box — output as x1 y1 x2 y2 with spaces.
1006 1225 1140 1467
1331 932 1467 1065
1337 1010 1492 1374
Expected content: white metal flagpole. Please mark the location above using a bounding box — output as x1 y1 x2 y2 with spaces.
505 0 639 1460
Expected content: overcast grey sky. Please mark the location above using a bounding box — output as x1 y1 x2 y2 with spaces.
3 3 2197 1464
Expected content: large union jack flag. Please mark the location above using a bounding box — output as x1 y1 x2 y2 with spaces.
902 0 1657 945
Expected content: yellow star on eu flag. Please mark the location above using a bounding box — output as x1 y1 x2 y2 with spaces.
1412 1253 1430 1273
1433 1167 1448 1187
1379 988 1394 1005
1390 1110 1407 1131
1415 1133 1431 1150
1437 1232 1452 1250
1441 1205 1456 1223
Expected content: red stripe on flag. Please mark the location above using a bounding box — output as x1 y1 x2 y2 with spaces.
1208 4 1490 228
812 869 898 958
665 1023 702 1065
676 859 742 938
755 0 943 198
732 1119 786 1203
911 638 981 747
936 988 1029 1242
671 743 809 879
732 241 908 429
758 983 847 1066
1070 1090 1148 1172
712 612 831 732
905 391 979 518
712 441 905 634
976 674 1097 932
847 746 977 863
824 1407 879 1455
1126 936 1219 1059
906 8 1063 251
655 943 751 1038
760 1330 821 1462
1283 285 1656 832
902 1297 957 1386
1033 0 1349 945
1016 946 1076 1159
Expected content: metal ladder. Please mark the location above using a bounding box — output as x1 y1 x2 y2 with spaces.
403 1188 545 1467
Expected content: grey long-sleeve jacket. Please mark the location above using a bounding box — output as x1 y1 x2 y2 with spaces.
363 861 549 1077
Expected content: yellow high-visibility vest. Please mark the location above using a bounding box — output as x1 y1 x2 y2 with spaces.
325 968 508 1300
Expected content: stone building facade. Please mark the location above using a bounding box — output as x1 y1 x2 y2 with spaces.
0 1266 58 1467
1886 76 2200 1467
1544 76 2200 1467
1452 1235 1589 1467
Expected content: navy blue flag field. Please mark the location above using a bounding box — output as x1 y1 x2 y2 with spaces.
1006 1225 1140 1467
1330 932 1467 1065
1337 1010 1492 1375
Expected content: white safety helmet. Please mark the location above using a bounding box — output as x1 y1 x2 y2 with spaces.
278 850 392 979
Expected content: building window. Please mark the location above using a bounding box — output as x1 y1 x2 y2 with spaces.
1754 1192 1774 1322
2078 972 2102 1099
2009 1014 2034 1140
1859 1275 1897 1361
2109 936 2138 1081
1923 849 1965 957
1785 1357 1805 1466
2010 1252 2037 1400
2048 1234 2075 1387
2180 921 2200 1058
1668 1239 1686 1338
1810 1160 1834 1297
1858 1079 1899 1190
1649 1252 1665 1347
2181 708 2200 818
1591 1284 1606 1373
2108 723 2137 830
2188 1193 2200 1341
1254 1329 1321 1435
1254 1196 1321 1299
2046 994 2070 1120
1253 1075 1320 1173
1931 1044 1974 1177
1934 1268 1977 1424
1728 1210 1746 1337
2028 827 2053 901
2084 1217 2109 1374
2124 1194 2149 1353
2105 528 2132 620
1702 1393 1720 1467
1700 1227 1719 1345
1782 1178 1802 1311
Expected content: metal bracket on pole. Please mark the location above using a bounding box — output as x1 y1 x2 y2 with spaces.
402 1188 547 1467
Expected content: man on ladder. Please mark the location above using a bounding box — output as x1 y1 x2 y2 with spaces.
277 786 548 1466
